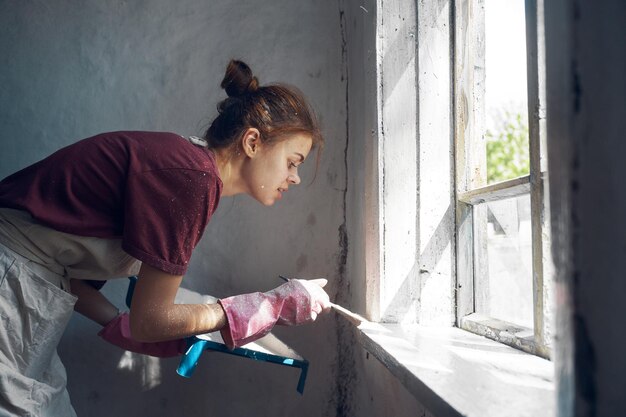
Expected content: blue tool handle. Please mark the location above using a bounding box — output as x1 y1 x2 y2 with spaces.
126 276 138 309
177 338 207 378
296 361 309 395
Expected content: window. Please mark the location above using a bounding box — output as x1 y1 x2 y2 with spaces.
454 0 552 358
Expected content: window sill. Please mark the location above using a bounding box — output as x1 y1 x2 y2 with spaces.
354 320 555 417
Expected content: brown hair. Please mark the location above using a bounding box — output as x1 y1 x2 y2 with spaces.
205 60 323 170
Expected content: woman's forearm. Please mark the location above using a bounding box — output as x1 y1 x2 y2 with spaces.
128 262 228 342
131 302 227 342
70 279 121 326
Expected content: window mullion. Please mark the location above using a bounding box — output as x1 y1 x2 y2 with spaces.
525 0 552 359
454 0 486 325
459 175 530 205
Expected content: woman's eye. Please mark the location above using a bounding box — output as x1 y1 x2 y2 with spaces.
288 162 297 169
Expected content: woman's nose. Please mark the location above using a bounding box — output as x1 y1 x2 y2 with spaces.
288 173 301 185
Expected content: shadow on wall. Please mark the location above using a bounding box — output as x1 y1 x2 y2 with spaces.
381 204 455 323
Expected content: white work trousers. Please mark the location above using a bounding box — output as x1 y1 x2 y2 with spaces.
0 243 77 416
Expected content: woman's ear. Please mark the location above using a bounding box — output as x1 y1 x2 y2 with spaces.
241 128 262 158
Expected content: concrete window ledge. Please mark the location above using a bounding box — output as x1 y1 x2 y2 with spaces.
355 322 554 417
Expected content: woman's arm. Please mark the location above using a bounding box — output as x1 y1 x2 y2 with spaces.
128 262 228 342
70 279 121 326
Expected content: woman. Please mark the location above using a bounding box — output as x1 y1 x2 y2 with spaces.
0 60 331 416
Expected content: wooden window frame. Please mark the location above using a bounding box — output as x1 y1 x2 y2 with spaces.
453 0 552 359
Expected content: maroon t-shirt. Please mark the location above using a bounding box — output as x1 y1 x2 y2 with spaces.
0 131 222 275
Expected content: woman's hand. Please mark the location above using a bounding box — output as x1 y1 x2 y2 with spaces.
218 278 331 349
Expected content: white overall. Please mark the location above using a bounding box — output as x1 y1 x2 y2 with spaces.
0 244 77 416
0 208 141 416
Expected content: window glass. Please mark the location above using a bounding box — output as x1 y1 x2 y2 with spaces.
474 194 533 328
485 0 529 184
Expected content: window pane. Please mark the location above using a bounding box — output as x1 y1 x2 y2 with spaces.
485 0 529 184
474 194 533 328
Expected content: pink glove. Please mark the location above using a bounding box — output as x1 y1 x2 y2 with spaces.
98 312 187 358
218 279 331 349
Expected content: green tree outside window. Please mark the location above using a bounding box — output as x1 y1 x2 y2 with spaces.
486 112 530 183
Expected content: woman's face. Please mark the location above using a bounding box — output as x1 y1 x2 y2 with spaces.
242 133 313 206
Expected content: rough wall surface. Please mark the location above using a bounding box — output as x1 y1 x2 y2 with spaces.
545 1 626 416
0 1 347 416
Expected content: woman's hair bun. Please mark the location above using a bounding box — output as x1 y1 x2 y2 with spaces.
220 60 259 98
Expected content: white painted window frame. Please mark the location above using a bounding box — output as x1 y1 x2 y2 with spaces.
364 0 455 328
454 0 553 359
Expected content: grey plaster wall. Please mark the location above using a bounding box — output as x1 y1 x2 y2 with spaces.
343 0 378 321
545 1 626 416
0 1 349 416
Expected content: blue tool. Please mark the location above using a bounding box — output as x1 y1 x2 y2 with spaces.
177 336 309 394
125 276 309 394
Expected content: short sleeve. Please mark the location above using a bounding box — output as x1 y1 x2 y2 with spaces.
121 168 218 275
